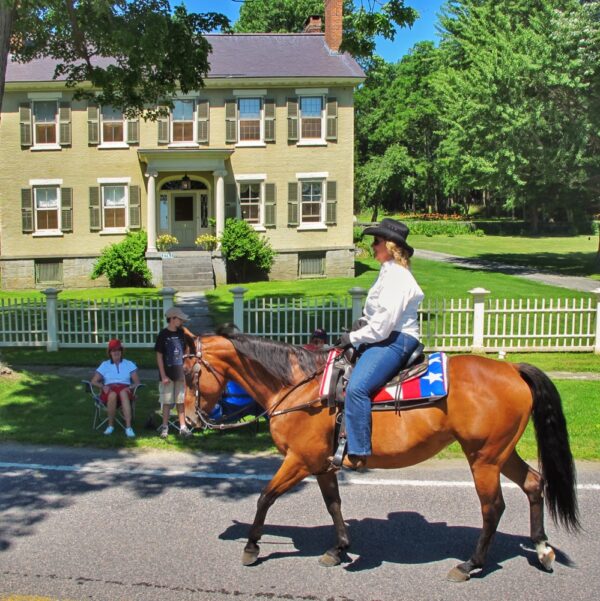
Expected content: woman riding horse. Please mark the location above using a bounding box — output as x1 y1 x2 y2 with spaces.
183 330 579 581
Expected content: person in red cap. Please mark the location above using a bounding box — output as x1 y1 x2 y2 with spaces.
90 339 140 437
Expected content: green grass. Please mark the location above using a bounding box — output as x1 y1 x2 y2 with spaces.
0 287 161 300
412 234 599 278
206 256 595 326
0 371 597 459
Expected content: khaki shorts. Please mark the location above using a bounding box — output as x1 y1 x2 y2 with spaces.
159 380 185 406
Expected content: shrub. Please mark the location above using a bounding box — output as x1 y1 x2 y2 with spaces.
195 234 218 250
91 230 153 287
156 234 178 251
220 219 275 282
403 220 476 236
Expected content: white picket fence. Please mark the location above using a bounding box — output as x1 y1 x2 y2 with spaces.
233 286 600 353
1 286 599 353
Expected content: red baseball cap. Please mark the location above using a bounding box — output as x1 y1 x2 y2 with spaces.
107 338 123 352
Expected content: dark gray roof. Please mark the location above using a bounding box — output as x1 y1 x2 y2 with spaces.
6 34 364 83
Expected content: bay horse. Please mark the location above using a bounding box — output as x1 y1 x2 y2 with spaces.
183 329 580 581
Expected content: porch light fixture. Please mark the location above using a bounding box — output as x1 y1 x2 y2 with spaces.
181 174 191 190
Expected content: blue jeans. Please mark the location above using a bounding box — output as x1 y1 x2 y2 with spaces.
345 331 419 456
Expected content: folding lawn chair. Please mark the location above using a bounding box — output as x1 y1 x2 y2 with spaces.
82 380 144 432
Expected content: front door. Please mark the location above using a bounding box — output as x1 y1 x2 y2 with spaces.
172 194 196 247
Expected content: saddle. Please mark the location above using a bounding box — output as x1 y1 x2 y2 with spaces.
320 344 450 469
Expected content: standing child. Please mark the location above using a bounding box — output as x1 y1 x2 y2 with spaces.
155 307 193 438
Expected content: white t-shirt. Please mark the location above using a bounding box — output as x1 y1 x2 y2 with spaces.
96 358 138 386
349 260 424 346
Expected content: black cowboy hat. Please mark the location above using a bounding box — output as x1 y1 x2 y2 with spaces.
363 218 414 257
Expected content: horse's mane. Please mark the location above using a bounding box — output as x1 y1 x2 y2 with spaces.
215 324 327 386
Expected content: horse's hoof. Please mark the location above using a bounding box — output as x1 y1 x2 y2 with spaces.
318 550 341 567
242 549 259 566
537 544 555 571
446 566 471 582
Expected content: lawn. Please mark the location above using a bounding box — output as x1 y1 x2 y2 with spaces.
0 370 597 460
0 287 161 301
411 234 599 278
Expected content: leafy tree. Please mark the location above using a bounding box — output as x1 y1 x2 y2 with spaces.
436 0 600 232
220 218 275 283
234 0 418 61
91 230 153 287
0 0 230 117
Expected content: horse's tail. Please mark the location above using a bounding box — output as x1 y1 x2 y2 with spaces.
517 363 581 532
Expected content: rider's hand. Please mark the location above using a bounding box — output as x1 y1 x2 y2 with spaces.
334 332 352 350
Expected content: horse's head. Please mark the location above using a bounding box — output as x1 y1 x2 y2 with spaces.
182 332 229 427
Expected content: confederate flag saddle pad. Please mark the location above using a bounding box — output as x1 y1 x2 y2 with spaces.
319 349 449 411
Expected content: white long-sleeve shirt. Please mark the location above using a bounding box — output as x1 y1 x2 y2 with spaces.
349 260 424 347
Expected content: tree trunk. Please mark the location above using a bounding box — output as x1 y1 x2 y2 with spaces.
0 1 16 117
370 205 378 223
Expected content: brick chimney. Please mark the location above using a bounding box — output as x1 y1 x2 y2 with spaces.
303 15 322 34
325 0 343 53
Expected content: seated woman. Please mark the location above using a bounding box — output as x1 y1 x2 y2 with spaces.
91 338 140 438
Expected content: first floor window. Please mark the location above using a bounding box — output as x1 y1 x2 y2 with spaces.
102 185 127 228
239 183 261 224
238 98 261 142
101 105 124 142
301 181 322 223
34 101 57 144
35 186 59 230
300 97 323 139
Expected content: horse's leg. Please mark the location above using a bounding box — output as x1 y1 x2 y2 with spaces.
243 453 311 566
448 462 505 582
315 470 350 567
501 450 555 571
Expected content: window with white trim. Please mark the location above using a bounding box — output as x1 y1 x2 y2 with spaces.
301 180 323 223
238 98 262 142
34 186 60 231
300 97 323 140
101 105 125 143
172 99 194 143
102 185 128 229
33 101 58 145
239 182 261 224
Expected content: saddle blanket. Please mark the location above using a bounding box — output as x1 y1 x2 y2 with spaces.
319 349 449 404
372 352 448 403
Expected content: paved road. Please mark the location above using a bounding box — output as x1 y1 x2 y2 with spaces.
1 443 599 601
414 249 600 293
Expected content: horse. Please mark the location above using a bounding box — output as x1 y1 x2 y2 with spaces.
182 329 580 581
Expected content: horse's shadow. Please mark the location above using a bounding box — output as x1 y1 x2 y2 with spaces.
220 511 574 577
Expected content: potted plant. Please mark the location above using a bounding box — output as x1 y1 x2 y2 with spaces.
195 234 219 251
156 234 179 251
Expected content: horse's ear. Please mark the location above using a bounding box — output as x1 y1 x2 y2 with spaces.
216 323 240 338
182 326 196 351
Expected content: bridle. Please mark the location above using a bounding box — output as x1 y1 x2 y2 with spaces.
183 336 326 430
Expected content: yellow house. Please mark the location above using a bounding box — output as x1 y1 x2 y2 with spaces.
0 6 364 290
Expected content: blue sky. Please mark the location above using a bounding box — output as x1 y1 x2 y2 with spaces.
181 0 445 63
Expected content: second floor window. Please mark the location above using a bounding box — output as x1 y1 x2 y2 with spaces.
101 106 124 143
239 183 261 224
34 101 57 145
102 185 127 228
35 186 59 230
172 100 194 142
238 98 261 142
300 97 323 139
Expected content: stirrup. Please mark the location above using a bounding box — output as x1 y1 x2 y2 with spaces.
330 435 347 469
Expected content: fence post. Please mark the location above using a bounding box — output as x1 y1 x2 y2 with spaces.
349 287 367 324
231 287 248 332
160 287 176 318
469 287 490 352
594 288 600 354
42 287 60 352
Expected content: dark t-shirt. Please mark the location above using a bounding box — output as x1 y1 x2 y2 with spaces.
154 327 186 381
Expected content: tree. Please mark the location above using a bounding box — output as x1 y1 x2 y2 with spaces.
436 0 600 232
234 0 418 61
0 1 230 118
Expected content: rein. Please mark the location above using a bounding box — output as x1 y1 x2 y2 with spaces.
186 337 325 431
